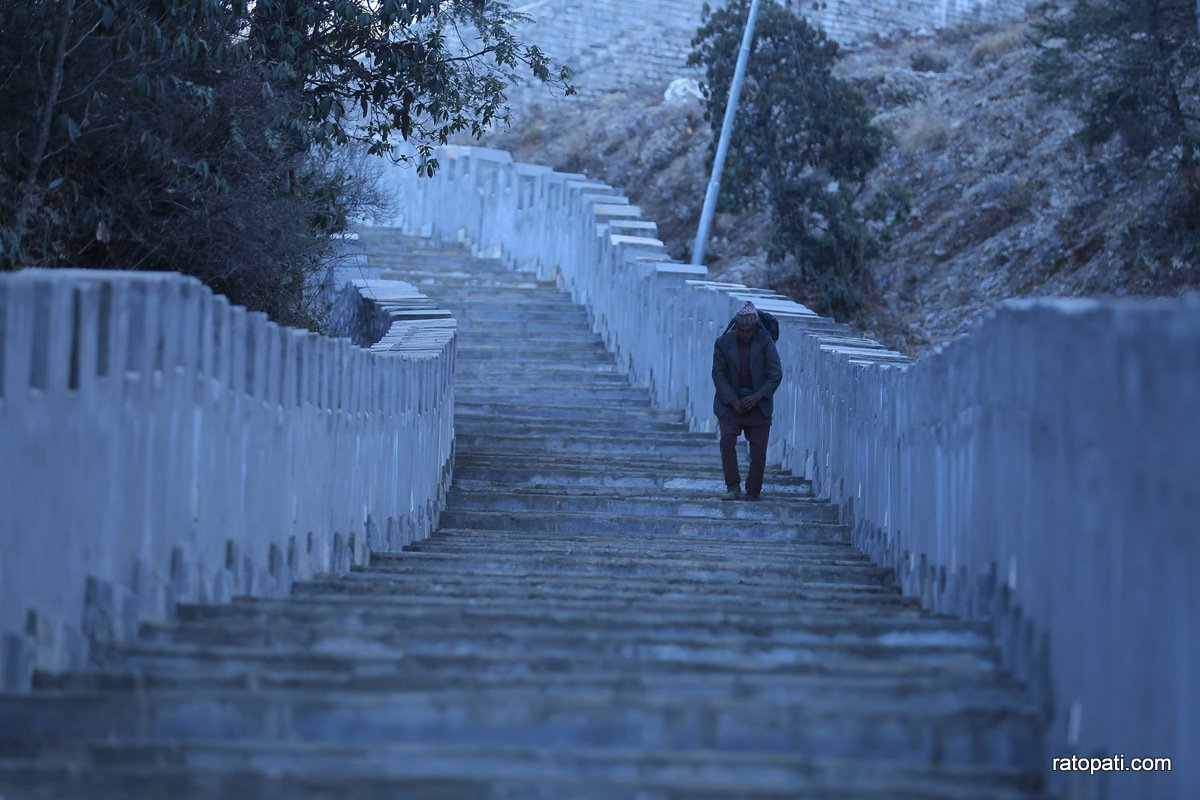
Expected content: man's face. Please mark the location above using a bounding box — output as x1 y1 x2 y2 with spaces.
736 319 757 344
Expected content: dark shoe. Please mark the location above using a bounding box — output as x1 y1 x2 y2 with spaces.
721 486 742 501
742 493 761 502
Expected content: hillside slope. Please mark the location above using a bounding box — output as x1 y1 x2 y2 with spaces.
480 20 1200 355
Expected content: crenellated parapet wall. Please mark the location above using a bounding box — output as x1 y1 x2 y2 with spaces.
0 269 456 690
381 145 1199 800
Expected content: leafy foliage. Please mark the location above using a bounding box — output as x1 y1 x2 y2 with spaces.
1031 0 1199 154
689 0 883 317
1031 0 1200 256
0 0 570 325
244 0 572 171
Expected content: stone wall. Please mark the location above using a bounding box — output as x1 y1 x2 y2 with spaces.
811 0 1027 45
0 269 456 690
382 145 1199 800
508 0 1029 101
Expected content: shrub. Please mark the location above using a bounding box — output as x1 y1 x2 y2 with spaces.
969 24 1026 65
896 102 954 155
911 49 952 73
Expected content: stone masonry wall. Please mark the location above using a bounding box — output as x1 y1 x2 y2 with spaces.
508 0 1029 101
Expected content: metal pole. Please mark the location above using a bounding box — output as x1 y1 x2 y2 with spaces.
691 0 762 267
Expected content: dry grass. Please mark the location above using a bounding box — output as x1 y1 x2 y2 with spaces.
910 48 951 73
970 24 1026 65
896 101 954 154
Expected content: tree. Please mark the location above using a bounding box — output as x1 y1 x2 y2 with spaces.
689 0 882 317
1031 0 1200 257
242 0 572 171
1031 0 1199 155
0 0 571 326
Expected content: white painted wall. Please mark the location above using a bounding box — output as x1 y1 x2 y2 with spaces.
383 145 1199 800
0 269 456 690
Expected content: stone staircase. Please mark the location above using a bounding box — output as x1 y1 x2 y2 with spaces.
0 231 1046 798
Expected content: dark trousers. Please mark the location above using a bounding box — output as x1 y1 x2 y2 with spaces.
718 409 771 497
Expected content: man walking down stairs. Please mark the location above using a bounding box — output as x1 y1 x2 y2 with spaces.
0 229 1048 798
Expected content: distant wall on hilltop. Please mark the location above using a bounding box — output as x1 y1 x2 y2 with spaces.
811 0 1027 45
508 0 1028 101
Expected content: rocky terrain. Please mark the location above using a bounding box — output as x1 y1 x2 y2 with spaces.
480 19 1200 355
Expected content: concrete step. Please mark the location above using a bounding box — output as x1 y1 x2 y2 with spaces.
135 618 988 664
454 401 685 422
456 343 611 359
442 487 838 520
456 385 653 402
451 353 619 370
0 688 1042 765
452 454 726 476
456 363 625 378
455 317 596 331
376 268 541 281
445 301 591 313
86 631 1006 687
455 332 603 347
402 274 546 287
453 449 727 472
452 413 692 437
450 446 746 469
292 568 911 607
139 604 989 654
362 556 888 592
450 469 813 498
0 744 1048 800
30 660 1029 707
401 529 852 562
406 280 550 294
453 435 720 455
384 535 873 565
455 322 600 337
454 367 633 381
444 478 787 500
162 595 974 637
429 291 580 307
453 399 670 416
452 313 594 327
434 508 845 542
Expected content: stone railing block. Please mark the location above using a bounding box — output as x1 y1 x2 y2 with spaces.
0 268 455 691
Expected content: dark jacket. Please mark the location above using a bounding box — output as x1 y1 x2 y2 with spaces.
712 328 783 418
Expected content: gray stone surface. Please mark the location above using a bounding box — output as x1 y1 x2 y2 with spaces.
382 145 1198 800
0 233 1047 797
502 0 1029 103
0 268 455 691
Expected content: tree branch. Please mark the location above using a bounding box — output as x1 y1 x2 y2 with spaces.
12 0 78 257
